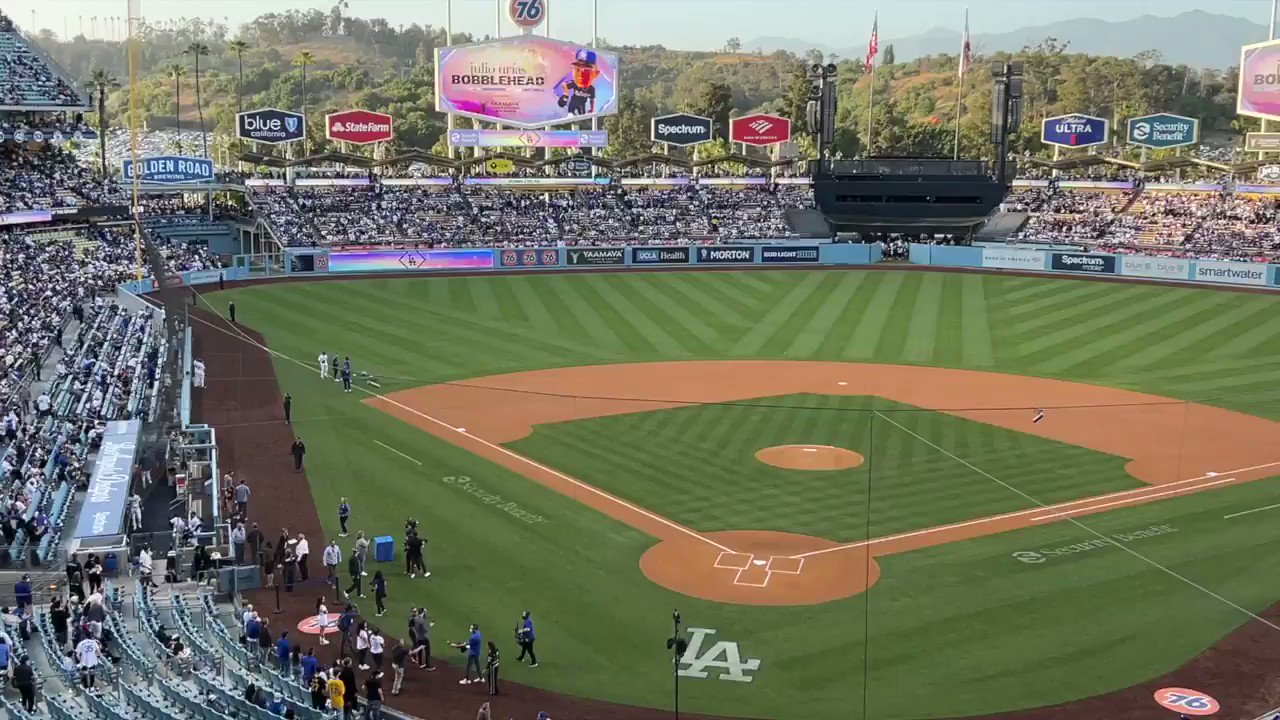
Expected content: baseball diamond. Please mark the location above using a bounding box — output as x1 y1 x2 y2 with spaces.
196 269 1280 720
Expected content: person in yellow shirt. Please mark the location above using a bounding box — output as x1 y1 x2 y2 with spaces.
327 675 345 711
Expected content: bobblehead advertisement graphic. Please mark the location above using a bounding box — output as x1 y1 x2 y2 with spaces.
435 35 619 129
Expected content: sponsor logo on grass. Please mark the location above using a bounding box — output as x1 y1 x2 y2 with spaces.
678 628 761 683
1194 259 1268 286
441 476 548 524
632 246 691 264
1050 252 1115 274
1011 524 1177 564
566 247 625 265
1118 255 1190 280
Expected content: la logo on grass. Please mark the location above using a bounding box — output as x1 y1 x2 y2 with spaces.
678 628 761 683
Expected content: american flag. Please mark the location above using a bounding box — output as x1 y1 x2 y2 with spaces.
865 12 879 73
958 8 972 78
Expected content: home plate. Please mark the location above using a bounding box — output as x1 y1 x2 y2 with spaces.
752 559 767 566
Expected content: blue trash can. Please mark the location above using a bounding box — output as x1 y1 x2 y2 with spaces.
374 536 395 562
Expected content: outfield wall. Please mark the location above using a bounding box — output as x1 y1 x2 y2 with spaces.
908 244 1280 290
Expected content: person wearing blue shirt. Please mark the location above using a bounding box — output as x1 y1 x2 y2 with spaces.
275 631 292 675
340 360 353 394
300 648 320 686
13 574 32 610
453 624 483 685
516 611 538 667
0 635 11 675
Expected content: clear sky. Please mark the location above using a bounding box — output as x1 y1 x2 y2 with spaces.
7 0 1274 50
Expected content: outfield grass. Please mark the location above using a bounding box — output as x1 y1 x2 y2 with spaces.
206 270 1280 720
506 394 1140 541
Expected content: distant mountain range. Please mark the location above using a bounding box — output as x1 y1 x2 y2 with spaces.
744 11 1268 69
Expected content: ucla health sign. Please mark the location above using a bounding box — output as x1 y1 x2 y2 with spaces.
1041 113 1109 148
122 155 214 184
237 107 306 144
1126 113 1199 150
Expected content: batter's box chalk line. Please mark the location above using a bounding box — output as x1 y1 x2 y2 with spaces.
715 552 806 587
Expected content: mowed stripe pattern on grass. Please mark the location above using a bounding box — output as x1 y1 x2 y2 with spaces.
505 395 1140 543
218 271 1280 422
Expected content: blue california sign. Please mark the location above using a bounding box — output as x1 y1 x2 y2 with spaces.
1041 113 1109 148
237 107 306 144
1126 113 1199 150
122 155 215 184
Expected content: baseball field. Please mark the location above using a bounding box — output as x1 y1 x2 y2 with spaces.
200 268 1280 720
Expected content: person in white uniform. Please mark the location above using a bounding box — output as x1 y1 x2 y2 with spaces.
319 352 329 379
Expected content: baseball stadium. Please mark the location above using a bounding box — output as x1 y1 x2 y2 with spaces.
3 2 1280 720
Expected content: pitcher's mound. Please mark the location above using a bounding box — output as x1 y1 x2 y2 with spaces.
756 445 864 470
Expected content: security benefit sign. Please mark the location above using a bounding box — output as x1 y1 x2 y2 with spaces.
697 246 757 264
632 247 691 265
436 36 619 129
1126 113 1198 150
1041 113 1109 148
122 155 214 184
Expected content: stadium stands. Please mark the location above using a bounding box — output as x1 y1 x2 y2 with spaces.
0 12 82 107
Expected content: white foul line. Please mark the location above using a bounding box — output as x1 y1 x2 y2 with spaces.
373 440 423 466
792 460 1280 560
868 411 1280 633
1224 502 1280 520
188 310 734 555
1029 478 1238 522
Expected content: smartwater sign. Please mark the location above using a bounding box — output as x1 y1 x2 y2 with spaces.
1119 255 1191 281
1126 113 1199 150
982 247 1045 270
697 246 756 264
1041 113 1109 148
122 155 214 184
1051 253 1115 274
1194 260 1269 286
72 420 141 542
237 108 306 144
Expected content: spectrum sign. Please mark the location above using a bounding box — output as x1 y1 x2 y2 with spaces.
326 110 394 144
730 114 791 146
435 35 619 129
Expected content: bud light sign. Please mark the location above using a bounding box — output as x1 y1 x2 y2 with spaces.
237 108 306 144
121 155 214 184
1041 113 1109 148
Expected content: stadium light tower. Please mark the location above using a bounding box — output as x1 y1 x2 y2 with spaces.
806 63 839 175
989 60 1023 186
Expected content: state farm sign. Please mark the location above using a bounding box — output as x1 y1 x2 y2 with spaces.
325 110 394 145
730 114 791 146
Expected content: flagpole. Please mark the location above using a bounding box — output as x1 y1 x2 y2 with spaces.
865 11 878 156
953 7 968 160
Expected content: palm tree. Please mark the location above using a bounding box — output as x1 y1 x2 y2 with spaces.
87 69 119 177
168 63 187 153
227 39 250 116
186 42 211 157
293 50 316 154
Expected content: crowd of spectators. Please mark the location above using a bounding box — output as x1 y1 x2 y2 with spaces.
255 183 812 247
0 13 82 107
0 145 120 213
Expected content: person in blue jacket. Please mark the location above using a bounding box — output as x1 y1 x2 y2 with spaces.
516 611 538 667
275 631 292 675
453 624 483 684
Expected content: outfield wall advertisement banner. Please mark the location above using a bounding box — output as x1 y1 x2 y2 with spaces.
632 247 691 264
1194 260 1269 286
1238 39 1280 121
1118 256 1191 281
1050 253 1116 274
982 247 1045 270
761 246 819 263
566 248 625 266
328 249 495 273
697 246 757 263
500 248 560 267
435 36 619 129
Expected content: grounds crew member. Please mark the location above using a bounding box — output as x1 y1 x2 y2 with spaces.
283 394 292 424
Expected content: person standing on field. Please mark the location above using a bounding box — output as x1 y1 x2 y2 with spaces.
319 352 329 379
291 438 306 472
354 531 369 576
323 540 341 583
345 552 364 600
283 394 293 424
338 498 351 537
228 301 236 324
516 611 538 667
